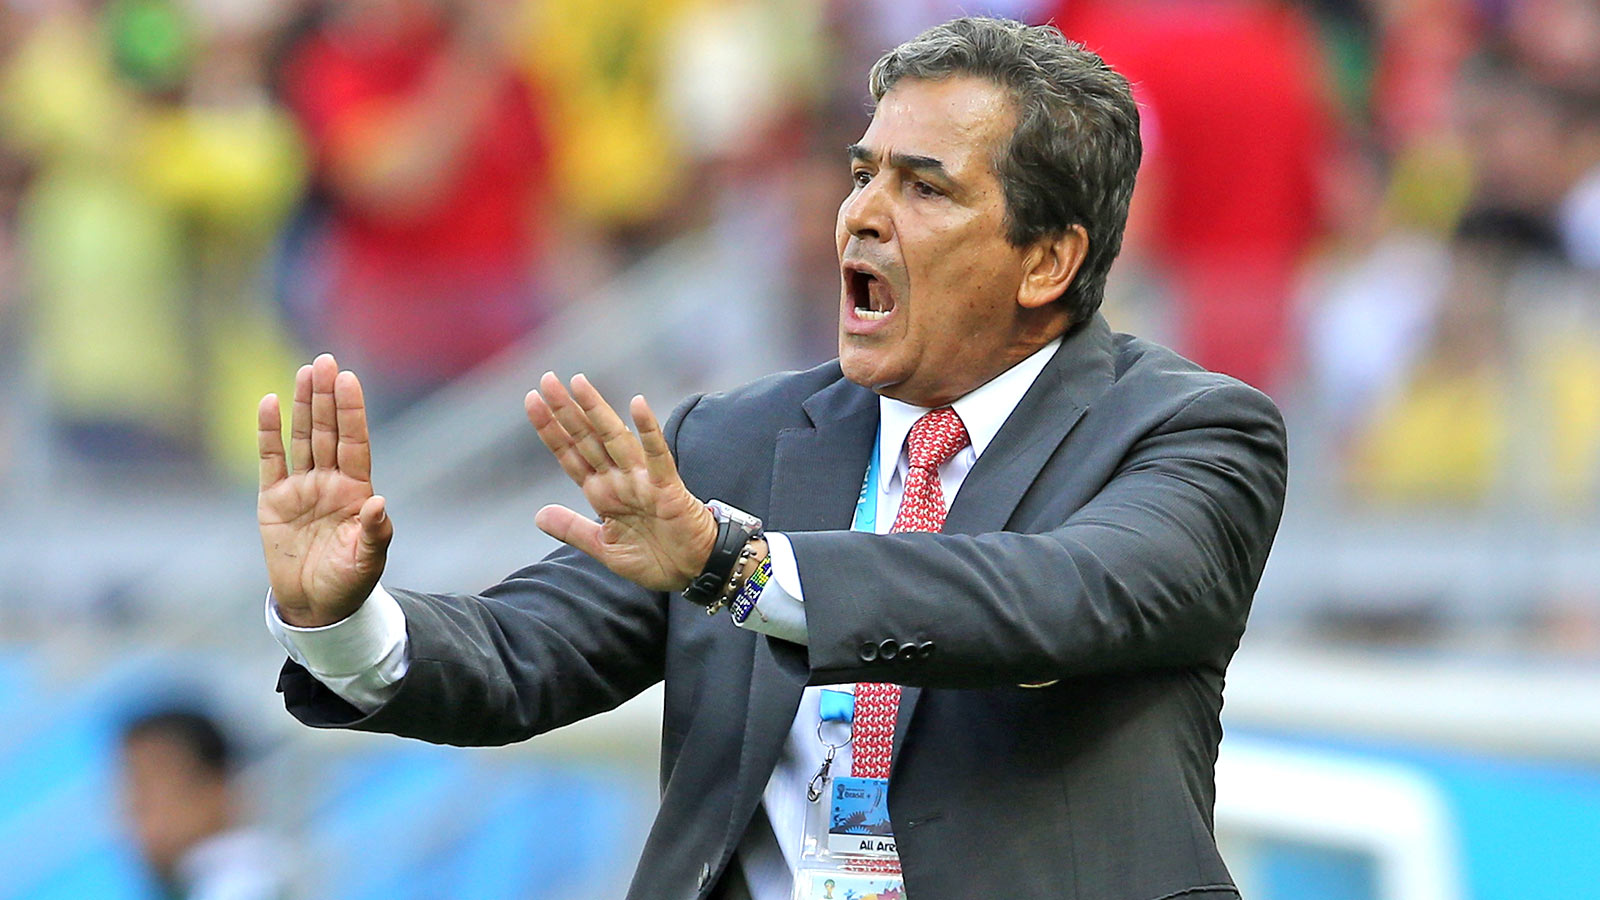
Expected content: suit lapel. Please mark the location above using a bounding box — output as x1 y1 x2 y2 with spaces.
892 316 1117 759
723 317 1119 803
724 375 878 852
773 378 880 532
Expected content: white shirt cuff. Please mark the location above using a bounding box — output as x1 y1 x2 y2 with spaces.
732 532 809 645
265 584 409 713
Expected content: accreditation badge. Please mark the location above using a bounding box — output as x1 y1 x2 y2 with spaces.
794 870 906 900
826 777 896 856
793 685 904 899
794 771 903 899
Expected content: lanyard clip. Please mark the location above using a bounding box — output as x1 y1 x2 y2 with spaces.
808 717 852 803
807 743 836 802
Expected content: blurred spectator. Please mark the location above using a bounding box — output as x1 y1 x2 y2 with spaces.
1344 227 1517 504
1 0 192 466
1338 216 1600 509
120 708 290 900
0 0 303 478
1051 0 1338 394
662 0 825 169
653 0 831 362
518 0 693 244
1310 48 1600 511
278 0 553 418
1456 57 1590 248
1452 61 1600 271
1503 0 1600 93
148 0 307 473
1368 0 1483 153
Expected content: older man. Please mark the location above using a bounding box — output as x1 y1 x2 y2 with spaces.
258 17 1287 900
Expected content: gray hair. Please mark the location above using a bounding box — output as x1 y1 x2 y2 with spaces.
869 17 1141 324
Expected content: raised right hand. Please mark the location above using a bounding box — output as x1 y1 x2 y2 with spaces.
257 354 393 627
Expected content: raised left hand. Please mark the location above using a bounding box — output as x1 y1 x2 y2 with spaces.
526 373 716 592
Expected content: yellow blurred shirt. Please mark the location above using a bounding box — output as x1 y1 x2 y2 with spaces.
519 0 700 229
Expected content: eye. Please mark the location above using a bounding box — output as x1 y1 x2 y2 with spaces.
911 180 942 199
852 169 873 188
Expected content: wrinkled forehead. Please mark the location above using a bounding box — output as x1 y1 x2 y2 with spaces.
857 76 1018 177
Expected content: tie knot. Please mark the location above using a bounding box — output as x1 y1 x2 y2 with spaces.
905 407 969 470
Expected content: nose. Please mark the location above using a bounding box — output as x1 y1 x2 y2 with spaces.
841 175 892 243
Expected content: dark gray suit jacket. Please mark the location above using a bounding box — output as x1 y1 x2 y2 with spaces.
279 315 1288 900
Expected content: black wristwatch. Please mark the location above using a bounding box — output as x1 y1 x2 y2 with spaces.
681 500 763 612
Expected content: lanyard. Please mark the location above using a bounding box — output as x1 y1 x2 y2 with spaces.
851 425 880 535
830 425 882 723
809 428 884 801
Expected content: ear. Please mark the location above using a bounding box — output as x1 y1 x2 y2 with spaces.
1017 225 1089 310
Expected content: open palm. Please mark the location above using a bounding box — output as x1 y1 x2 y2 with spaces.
257 355 392 627
525 373 715 592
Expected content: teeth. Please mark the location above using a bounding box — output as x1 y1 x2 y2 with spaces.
847 267 892 320
866 277 890 313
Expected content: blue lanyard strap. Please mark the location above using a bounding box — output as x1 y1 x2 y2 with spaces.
820 688 854 723
852 425 880 535
819 430 882 728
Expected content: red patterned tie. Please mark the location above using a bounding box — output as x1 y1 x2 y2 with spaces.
852 407 970 779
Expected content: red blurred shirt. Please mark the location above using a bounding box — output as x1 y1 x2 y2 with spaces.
1051 0 1334 390
284 16 551 385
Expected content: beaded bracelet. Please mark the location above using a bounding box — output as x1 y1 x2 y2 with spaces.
729 555 773 625
705 539 763 614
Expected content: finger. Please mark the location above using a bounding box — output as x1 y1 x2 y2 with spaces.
335 370 372 483
357 495 393 561
310 353 339 469
290 364 313 473
541 372 613 472
525 388 597 485
534 503 606 559
631 395 679 485
570 373 645 470
258 394 288 490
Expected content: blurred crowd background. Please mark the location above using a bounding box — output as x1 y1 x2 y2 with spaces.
2 0 1599 898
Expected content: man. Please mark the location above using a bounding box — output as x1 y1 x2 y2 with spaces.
120 709 290 900
258 17 1287 900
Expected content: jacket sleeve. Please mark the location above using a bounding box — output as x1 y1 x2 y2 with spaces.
277 394 707 746
785 383 1288 688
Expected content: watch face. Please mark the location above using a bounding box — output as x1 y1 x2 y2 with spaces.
709 500 762 531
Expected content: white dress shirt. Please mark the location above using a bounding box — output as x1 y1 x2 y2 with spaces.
267 337 1059 900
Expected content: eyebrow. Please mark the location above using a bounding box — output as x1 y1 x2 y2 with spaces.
847 143 950 178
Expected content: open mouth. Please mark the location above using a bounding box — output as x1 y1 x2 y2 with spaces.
848 267 895 320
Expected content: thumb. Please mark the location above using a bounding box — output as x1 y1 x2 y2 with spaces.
358 495 394 560
535 504 605 559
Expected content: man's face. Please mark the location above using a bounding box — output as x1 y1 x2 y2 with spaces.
121 735 230 880
837 75 1039 407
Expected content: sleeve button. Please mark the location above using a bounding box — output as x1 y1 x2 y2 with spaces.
917 641 936 658
859 641 879 662
879 639 899 660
